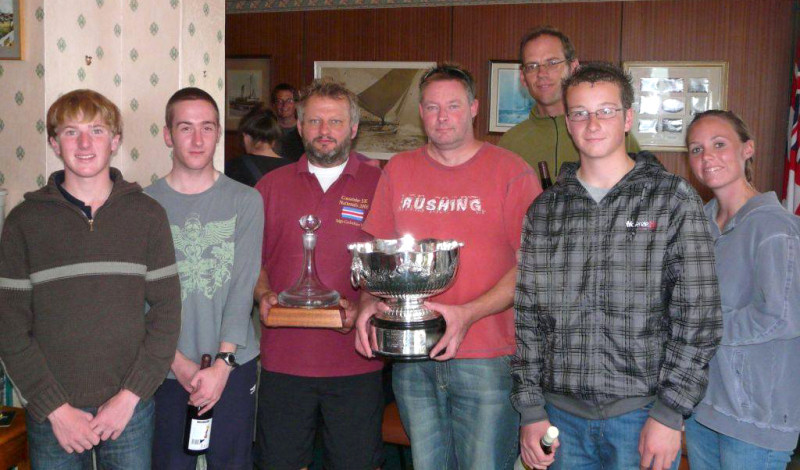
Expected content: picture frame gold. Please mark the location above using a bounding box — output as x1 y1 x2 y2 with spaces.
624 61 728 152
0 0 22 60
225 56 271 132
488 60 534 133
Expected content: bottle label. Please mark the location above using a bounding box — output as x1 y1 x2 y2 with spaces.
187 417 212 451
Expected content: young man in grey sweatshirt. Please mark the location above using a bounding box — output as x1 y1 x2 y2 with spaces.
146 87 263 470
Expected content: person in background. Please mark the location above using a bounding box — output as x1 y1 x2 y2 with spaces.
0 89 181 469
147 87 263 470
225 106 291 187
684 110 800 470
512 63 722 470
498 25 639 175
272 83 305 162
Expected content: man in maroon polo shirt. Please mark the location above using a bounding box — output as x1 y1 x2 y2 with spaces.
253 78 384 470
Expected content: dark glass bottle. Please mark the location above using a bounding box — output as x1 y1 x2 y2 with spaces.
537 161 553 190
541 425 559 455
183 354 213 455
514 425 560 469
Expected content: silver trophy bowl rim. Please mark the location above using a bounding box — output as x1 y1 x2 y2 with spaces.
347 236 463 255
348 236 463 303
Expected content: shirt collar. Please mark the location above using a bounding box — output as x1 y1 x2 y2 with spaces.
296 151 364 178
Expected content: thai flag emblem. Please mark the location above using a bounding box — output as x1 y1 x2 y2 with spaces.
341 206 365 222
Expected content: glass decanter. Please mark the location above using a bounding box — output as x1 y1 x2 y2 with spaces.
278 215 340 308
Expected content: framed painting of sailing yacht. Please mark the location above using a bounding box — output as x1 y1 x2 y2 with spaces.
314 61 435 159
488 61 534 133
225 56 271 131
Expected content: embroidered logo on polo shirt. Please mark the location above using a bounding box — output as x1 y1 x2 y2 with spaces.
337 195 370 226
342 206 364 222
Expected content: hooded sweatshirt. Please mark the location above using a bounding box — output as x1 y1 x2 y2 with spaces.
693 192 800 451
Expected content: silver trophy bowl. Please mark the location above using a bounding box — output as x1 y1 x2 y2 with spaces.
349 235 462 359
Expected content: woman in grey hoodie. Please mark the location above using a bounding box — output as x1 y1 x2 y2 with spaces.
684 110 800 469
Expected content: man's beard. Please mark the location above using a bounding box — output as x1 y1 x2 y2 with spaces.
304 135 352 167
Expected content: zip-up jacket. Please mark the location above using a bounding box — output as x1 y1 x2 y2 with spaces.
512 152 722 430
694 192 800 451
0 169 182 422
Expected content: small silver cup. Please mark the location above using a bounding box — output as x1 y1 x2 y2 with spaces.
349 235 462 359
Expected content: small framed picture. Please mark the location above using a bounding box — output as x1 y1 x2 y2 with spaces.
225 56 271 132
488 60 535 133
0 0 22 60
624 61 728 152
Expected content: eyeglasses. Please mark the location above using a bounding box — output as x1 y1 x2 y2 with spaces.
522 59 567 74
566 107 624 122
276 98 294 105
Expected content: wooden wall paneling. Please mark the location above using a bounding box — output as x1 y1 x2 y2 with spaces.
621 0 794 195
225 12 305 160
302 7 453 84
226 12 304 86
451 3 624 145
224 1 793 197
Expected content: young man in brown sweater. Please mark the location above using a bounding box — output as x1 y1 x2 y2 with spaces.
0 89 182 469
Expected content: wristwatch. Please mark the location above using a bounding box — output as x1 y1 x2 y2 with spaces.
214 352 239 369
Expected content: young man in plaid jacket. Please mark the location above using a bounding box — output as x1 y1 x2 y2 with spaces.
512 62 723 470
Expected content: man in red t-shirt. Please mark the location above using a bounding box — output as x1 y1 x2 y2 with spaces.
356 64 541 469
254 79 384 470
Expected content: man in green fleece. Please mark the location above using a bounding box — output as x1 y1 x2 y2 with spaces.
0 89 182 469
499 25 640 176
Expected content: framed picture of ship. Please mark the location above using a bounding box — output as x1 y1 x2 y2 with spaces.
225 56 271 131
314 61 435 159
488 61 534 133
0 0 22 60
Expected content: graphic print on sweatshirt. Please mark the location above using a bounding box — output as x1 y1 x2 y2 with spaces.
170 214 236 300
398 193 485 215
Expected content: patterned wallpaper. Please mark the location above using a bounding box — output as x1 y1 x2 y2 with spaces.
0 0 45 211
0 0 225 211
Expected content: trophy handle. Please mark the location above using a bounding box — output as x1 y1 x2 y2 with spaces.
350 255 363 288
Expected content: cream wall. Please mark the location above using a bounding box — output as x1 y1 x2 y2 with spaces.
0 0 45 211
0 0 225 211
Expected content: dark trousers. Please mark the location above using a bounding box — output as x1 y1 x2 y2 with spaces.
152 358 257 470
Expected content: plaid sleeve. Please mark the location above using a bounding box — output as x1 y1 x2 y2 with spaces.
511 203 549 425
656 180 722 420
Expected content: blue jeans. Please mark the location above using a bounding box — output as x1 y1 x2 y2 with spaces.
26 398 154 470
392 356 519 470
684 416 792 470
545 403 682 470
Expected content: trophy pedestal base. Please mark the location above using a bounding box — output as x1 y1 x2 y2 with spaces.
266 306 344 329
371 316 445 360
